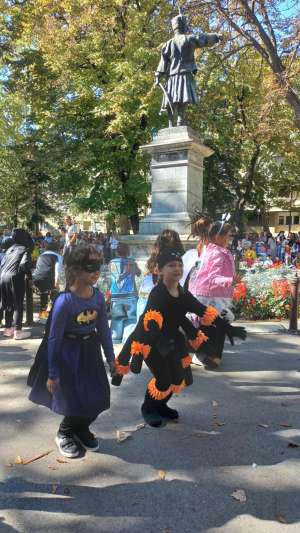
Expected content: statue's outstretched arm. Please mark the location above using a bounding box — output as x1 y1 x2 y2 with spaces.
195 33 222 48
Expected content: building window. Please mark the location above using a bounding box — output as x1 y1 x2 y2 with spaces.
286 216 292 226
294 215 299 225
278 215 284 225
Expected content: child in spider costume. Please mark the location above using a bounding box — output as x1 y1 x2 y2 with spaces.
112 249 246 427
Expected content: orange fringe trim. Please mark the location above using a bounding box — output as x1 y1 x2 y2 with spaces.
171 380 186 394
147 378 171 400
115 359 130 375
143 309 163 332
189 330 208 350
181 355 193 368
201 306 219 326
130 341 151 359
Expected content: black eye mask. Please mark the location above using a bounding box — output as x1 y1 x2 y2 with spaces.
82 260 100 272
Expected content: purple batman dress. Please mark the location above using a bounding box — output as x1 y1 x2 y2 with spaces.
28 289 115 417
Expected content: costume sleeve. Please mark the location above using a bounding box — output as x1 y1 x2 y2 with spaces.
47 294 69 379
96 291 115 363
185 291 220 327
114 287 172 377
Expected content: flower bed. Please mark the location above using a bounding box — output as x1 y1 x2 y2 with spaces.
233 264 295 320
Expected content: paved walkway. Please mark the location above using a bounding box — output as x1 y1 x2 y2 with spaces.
0 324 300 532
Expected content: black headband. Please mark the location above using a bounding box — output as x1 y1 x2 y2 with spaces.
157 249 183 269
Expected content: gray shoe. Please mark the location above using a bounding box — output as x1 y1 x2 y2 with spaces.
55 434 81 458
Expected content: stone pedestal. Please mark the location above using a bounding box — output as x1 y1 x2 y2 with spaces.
139 126 213 235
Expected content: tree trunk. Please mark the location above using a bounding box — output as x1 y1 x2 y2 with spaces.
285 86 300 129
130 213 139 234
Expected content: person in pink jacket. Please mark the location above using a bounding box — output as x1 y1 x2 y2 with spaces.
188 220 235 368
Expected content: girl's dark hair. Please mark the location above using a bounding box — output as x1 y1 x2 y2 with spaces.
148 229 184 269
209 221 232 242
153 229 184 256
64 244 101 288
189 212 212 240
146 255 157 273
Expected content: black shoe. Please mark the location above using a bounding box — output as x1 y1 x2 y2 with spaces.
74 429 100 451
55 434 81 458
203 356 221 370
141 404 162 427
157 403 179 420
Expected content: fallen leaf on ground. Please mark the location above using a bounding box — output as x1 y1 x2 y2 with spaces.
135 423 146 431
116 430 131 443
119 423 145 433
51 484 58 494
158 470 166 480
212 400 219 407
258 424 269 428
192 430 220 437
56 458 69 464
276 511 287 524
279 422 292 428
22 450 53 466
48 465 57 470
215 421 225 427
14 456 23 465
288 441 300 448
231 489 247 503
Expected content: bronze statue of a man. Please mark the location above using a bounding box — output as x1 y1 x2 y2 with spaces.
155 13 222 127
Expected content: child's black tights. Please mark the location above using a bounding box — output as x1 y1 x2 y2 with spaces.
59 415 97 437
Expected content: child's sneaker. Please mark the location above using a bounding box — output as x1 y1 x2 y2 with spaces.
74 429 100 451
3 328 14 337
55 434 81 458
14 330 31 340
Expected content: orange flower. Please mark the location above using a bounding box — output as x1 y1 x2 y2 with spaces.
143 309 163 332
147 378 171 400
115 358 130 375
201 306 219 326
181 355 193 368
130 341 151 359
189 330 208 350
233 282 247 301
272 279 290 298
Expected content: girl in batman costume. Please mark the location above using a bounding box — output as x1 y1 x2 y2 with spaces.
28 245 115 458
112 248 246 427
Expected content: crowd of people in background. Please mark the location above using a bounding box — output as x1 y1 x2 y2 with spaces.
0 215 299 343
232 230 300 268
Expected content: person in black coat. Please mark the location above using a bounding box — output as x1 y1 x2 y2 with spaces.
33 240 63 320
0 228 33 339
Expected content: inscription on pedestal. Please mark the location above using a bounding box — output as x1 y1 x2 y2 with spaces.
153 150 188 163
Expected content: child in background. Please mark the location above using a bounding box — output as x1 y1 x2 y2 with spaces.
136 257 158 320
33 241 63 321
28 244 115 458
284 245 292 266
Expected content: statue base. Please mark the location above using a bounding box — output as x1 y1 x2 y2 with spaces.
139 126 213 235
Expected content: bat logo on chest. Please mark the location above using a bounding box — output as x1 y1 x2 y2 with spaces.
76 309 98 325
